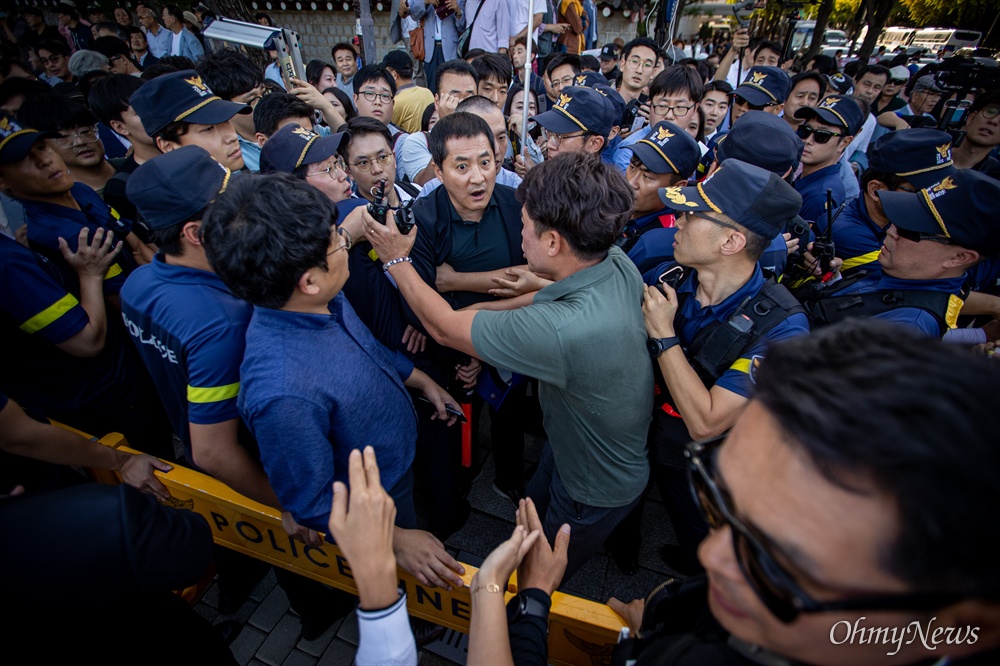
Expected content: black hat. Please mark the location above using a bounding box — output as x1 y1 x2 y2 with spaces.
592 84 625 128
868 128 957 189
825 72 854 94
717 110 804 175
599 44 620 61
130 69 251 137
794 94 864 136
381 49 412 72
878 171 1000 256
259 123 347 174
532 86 614 138
126 145 233 230
628 121 700 176
733 66 791 107
658 158 802 241
0 113 58 165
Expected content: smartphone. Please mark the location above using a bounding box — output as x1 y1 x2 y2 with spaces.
417 397 468 422
942 99 972 128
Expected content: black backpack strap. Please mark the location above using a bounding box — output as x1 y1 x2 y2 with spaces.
689 279 805 381
617 214 676 254
396 180 421 197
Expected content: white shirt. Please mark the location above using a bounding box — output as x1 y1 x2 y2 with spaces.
170 30 182 56
842 113 876 165
507 0 544 40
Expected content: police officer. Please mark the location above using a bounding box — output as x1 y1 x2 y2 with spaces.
792 94 864 231
642 160 810 572
706 111 805 277
729 65 791 125
0 113 172 459
532 85 614 158
831 129 956 280
616 120 700 274
120 146 348 636
807 170 1000 338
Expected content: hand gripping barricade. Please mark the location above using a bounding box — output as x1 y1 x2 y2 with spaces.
202 17 306 90
70 423 627 665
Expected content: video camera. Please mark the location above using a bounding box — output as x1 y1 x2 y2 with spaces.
910 57 1000 147
367 180 416 235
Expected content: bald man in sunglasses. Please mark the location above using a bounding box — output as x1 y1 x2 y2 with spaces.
607 318 1000 666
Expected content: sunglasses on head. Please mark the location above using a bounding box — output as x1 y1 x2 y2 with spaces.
796 125 844 144
686 435 969 623
893 226 955 245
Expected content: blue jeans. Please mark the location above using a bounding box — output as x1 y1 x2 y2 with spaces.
526 443 641 583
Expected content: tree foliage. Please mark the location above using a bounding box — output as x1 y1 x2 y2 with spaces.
898 0 997 28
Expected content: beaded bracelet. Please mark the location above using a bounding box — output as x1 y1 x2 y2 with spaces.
383 256 413 272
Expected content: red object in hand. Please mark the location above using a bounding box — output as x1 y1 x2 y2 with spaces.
461 404 473 467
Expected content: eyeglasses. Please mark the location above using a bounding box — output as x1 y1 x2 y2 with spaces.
549 75 575 88
360 90 393 104
39 55 65 66
625 57 656 71
732 95 779 111
796 125 844 144
52 126 100 147
545 131 587 146
306 156 348 179
327 226 352 255
243 86 271 108
686 435 970 624
893 226 955 245
349 153 393 172
889 78 907 85
979 104 1000 120
651 102 695 117
684 210 742 233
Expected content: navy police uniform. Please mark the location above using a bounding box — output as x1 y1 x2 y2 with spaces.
793 95 865 233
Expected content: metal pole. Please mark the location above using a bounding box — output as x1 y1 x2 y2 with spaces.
355 0 378 64
522 0 535 159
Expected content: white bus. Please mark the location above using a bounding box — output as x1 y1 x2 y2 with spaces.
879 26 917 50
908 28 982 55
789 21 850 53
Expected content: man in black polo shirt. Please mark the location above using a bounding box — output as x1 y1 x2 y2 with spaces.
407 111 529 525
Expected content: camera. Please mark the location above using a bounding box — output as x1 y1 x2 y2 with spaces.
366 179 416 235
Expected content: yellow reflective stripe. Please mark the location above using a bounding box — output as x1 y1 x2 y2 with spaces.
730 358 751 374
19 293 80 334
840 250 881 272
187 382 240 404
104 263 123 280
945 294 964 329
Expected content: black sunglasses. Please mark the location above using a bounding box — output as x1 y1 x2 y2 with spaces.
890 78 907 85
685 435 968 623
796 125 844 144
733 95 778 111
893 226 955 245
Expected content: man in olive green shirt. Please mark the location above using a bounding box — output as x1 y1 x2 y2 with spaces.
362 151 652 581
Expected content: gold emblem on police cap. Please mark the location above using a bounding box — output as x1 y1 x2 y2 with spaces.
557 93 571 108
575 75 586 85
929 176 957 194
750 71 767 84
655 125 675 142
818 97 838 110
935 143 951 163
0 116 9 131
184 74 209 91
292 126 315 140
662 187 698 208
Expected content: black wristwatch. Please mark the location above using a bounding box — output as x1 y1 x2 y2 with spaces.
506 592 549 624
647 336 680 358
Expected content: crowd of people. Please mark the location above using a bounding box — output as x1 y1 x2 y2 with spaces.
1 3 1000 665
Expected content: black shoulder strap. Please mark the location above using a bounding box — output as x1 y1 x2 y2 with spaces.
396 180 421 197
688 279 805 382
809 289 958 337
617 214 674 255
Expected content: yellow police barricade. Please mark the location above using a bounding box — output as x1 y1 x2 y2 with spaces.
82 432 627 665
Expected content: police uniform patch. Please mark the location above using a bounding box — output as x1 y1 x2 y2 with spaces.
654 125 675 143
817 96 839 111
292 126 317 140
575 74 587 86
750 71 767 85
661 186 699 208
557 93 571 109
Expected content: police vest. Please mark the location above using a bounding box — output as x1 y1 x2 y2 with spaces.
651 269 804 467
794 271 964 338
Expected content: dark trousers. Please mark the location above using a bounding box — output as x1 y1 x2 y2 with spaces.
526 443 641 583
423 42 445 95
490 379 528 491
654 462 708 567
